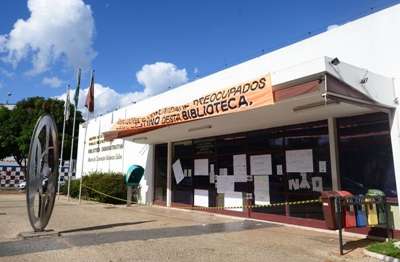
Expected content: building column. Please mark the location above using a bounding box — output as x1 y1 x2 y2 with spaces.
328 117 341 190
389 109 400 214
147 144 155 205
389 77 400 218
166 141 172 207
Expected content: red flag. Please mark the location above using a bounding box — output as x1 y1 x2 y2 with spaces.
85 70 94 112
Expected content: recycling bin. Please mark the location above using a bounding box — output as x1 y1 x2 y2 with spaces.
365 193 378 226
337 191 357 228
321 191 340 229
366 189 386 225
354 195 367 227
125 165 144 187
125 165 144 206
366 200 378 226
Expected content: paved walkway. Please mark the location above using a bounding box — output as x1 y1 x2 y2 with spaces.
0 192 377 261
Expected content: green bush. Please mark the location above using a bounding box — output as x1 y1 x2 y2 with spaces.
60 172 131 204
60 179 80 198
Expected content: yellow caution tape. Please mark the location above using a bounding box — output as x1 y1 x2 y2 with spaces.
192 198 322 211
82 184 322 210
82 185 131 203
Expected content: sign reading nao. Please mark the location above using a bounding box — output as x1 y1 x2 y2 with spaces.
104 74 273 140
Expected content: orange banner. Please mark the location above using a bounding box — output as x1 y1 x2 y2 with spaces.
104 74 273 140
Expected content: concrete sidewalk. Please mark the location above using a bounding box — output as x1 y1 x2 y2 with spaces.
0 192 377 261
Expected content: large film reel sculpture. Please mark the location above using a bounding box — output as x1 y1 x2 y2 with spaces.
26 115 59 231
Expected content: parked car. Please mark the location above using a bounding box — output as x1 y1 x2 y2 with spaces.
17 178 64 191
18 181 26 190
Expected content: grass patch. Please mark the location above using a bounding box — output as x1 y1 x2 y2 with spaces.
367 240 400 259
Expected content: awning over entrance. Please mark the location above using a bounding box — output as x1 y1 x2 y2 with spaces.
103 57 395 144
104 73 275 141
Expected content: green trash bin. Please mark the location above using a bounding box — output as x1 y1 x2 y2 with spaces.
125 165 144 205
366 189 386 225
125 165 144 187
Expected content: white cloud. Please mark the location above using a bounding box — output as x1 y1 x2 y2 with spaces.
0 0 96 75
0 36 6 52
42 76 63 88
136 62 188 96
0 67 13 78
56 62 189 116
57 83 142 116
327 24 339 31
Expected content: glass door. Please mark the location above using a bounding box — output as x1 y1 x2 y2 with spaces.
154 144 167 205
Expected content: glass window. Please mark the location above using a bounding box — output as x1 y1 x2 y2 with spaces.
193 138 215 191
154 144 167 203
283 121 329 220
338 112 397 198
157 120 332 220
172 141 194 205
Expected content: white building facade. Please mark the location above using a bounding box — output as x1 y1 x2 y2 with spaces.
77 5 400 235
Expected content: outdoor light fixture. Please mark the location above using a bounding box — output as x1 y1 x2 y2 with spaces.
360 70 369 85
188 125 212 132
330 57 340 66
224 135 246 141
360 77 368 84
292 100 339 112
131 136 147 142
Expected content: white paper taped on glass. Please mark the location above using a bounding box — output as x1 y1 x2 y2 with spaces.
216 175 234 193
172 159 184 184
194 189 209 207
250 154 272 175
224 192 243 211
254 175 270 205
209 164 215 184
285 149 313 173
194 159 208 176
233 154 247 182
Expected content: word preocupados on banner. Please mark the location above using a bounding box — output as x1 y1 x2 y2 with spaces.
103 74 273 140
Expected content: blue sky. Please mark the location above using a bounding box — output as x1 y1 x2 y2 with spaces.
0 0 399 114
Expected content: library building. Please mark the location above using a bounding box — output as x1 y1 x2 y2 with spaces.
77 5 400 237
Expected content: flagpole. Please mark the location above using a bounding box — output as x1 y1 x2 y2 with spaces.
78 110 90 204
57 85 69 200
79 69 95 205
67 68 81 201
67 96 77 201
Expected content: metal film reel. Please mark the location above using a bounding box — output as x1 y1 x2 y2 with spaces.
26 115 59 231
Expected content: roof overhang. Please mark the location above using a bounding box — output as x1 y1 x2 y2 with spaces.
103 57 396 144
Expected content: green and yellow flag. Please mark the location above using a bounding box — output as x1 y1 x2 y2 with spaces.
73 68 81 106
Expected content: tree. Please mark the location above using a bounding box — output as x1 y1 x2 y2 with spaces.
0 97 83 167
0 106 16 161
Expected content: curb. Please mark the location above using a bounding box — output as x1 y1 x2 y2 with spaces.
154 204 367 239
364 249 400 262
59 196 367 240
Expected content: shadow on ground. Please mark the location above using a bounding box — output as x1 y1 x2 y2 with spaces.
0 220 276 257
343 238 375 255
59 221 155 234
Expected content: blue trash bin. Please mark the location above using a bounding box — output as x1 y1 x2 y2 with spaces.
355 195 367 227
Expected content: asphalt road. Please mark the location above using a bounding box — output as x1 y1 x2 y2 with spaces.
0 192 377 261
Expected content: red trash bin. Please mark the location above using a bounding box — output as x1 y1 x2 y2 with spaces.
337 191 357 228
321 191 340 229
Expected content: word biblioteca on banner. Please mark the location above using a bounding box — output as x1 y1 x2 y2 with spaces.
103 73 273 140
